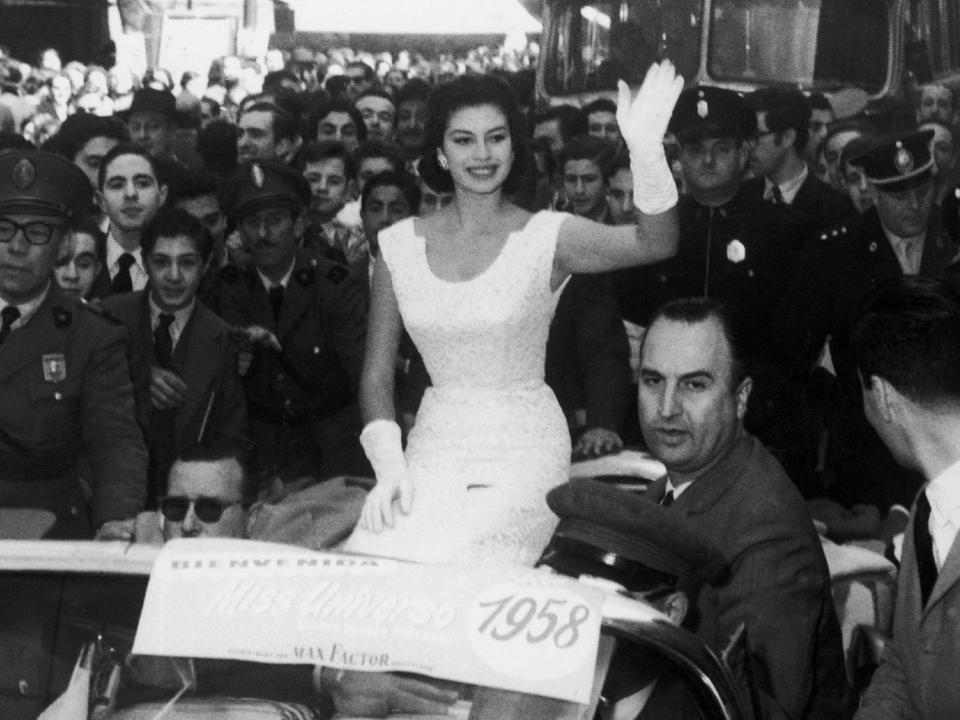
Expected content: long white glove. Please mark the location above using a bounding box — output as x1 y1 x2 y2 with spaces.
616 60 684 215
358 419 413 533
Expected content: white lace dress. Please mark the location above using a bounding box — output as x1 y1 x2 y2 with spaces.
342 211 573 566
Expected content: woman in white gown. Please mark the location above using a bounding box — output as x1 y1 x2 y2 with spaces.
342 62 683 565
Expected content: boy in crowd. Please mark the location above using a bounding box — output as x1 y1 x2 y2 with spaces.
300 141 365 265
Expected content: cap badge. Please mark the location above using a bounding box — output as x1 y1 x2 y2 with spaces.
250 163 265 189
12 158 35 190
726 239 746 263
894 141 914 175
696 90 708 119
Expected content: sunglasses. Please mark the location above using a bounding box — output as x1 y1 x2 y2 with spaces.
159 496 241 523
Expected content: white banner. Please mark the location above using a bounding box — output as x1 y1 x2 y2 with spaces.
133 539 604 704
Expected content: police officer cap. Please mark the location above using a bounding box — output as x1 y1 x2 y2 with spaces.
668 86 756 144
544 480 727 587
0 150 91 219
220 159 312 221
858 129 935 191
128 88 177 122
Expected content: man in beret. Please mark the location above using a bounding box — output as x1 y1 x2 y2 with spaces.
542 478 727 720
615 86 814 492
639 297 852 720
217 159 368 484
0 150 147 538
776 130 960 517
127 87 178 161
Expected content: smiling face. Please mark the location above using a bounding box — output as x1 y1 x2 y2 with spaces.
639 316 750 483
99 153 168 232
146 234 208 312
440 104 514 195
239 206 302 280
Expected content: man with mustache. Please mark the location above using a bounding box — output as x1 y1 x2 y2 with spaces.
217 160 367 485
90 144 169 297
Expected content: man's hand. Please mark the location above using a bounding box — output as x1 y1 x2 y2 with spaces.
95 518 136 541
230 324 282 352
574 428 624 458
316 668 458 718
151 366 188 410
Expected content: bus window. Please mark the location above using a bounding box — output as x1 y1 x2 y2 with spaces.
708 0 888 92
542 0 702 97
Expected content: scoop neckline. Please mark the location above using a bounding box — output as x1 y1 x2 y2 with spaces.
413 211 541 285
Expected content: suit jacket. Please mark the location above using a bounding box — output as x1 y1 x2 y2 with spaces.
0 285 146 531
217 250 367 422
742 174 855 237
545 273 632 433
856 490 960 720
101 290 248 451
647 434 852 720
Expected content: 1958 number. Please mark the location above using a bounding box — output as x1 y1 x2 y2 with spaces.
476 594 590 648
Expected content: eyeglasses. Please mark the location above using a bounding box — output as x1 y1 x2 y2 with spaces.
159 495 241 523
346 75 366 85
0 218 64 245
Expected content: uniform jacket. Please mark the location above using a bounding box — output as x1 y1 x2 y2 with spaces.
647 434 852 720
218 249 367 423
101 290 248 453
0 285 147 531
856 489 960 720
545 273 632 433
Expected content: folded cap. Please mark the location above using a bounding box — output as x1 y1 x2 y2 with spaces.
668 86 756 143
543 480 727 589
859 130 935 191
0 150 92 219
219 159 311 221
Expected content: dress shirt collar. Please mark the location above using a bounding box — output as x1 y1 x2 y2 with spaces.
765 164 807 205
257 258 296 292
881 227 925 274
148 294 195 348
0 281 50 330
106 231 147 284
925 456 960 566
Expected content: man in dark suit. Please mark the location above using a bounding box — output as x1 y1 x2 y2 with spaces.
103 208 248 507
217 159 368 483
0 149 147 539
638 297 852 720
744 87 855 234
776 130 960 512
851 277 960 720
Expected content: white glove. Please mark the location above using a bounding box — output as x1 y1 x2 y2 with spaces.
358 420 413 533
616 60 684 215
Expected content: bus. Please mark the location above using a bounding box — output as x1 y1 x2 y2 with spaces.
536 0 960 120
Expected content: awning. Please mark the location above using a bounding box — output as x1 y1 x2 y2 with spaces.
288 0 541 35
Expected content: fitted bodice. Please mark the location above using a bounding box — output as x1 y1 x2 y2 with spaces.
380 211 571 390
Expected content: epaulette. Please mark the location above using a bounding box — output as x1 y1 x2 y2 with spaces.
817 224 848 243
78 298 122 326
327 264 349 285
295 266 316 287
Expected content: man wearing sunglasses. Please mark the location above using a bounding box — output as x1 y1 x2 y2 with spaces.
159 442 252 540
0 150 147 538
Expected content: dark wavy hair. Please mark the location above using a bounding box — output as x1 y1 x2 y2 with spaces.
418 73 531 195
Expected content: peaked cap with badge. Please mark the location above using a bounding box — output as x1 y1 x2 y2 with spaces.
0 149 91 219
859 129 935 191
668 86 757 144
219 159 312 221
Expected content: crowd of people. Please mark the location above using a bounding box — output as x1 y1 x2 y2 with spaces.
0 37 958 720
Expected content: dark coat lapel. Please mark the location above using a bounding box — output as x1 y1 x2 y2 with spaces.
0 286 69 382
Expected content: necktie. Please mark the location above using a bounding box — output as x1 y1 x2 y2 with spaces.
914 490 938 607
153 313 175 368
0 305 20 348
269 284 284 322
769 185 783 204
112 252 136 294
896 239 919 275
661 489 675 507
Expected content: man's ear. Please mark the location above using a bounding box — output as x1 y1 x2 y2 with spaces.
95 189 106 215
661 591 689 626
866 373 897 422
781 127 797 149
737 141 751 172
735 376 753 419
293 209 306 239
157 182 169 208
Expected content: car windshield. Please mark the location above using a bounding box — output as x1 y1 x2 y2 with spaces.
542 0 888 98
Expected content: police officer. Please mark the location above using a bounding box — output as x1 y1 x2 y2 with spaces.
218 159 368 483
777 130 959 512
0 150 147 538
616 86 812 490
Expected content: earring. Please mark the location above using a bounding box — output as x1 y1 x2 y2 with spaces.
438 152 449 170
